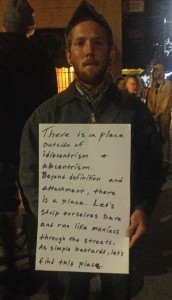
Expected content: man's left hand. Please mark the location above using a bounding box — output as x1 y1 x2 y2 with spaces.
126 210 147 248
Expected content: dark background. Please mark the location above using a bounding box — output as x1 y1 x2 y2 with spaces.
32 1 172 73
122 0 172 71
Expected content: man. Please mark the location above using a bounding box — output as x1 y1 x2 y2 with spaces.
19 1 163 299
147 64 172 167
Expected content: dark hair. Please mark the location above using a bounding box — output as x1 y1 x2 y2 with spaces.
114 76 124 86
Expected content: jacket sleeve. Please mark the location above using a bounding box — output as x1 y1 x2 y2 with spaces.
147 81 172 115
19 110 40 217
158 81 172 114
130 103 164 215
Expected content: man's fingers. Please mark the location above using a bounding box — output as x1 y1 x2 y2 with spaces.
129 234 138 248
129 230 143 248
126 224 136 239
127 223 147 248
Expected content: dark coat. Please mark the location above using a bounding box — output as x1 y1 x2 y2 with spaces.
19 82 163 217
0 32 57 165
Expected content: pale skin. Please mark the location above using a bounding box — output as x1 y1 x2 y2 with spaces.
26 12 35 38
66 20 147 248
26 24 35 38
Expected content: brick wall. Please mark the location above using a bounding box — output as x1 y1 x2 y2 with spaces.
0 0 122 76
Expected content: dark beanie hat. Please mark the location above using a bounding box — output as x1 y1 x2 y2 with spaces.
65 0 113 46
3 0 34 33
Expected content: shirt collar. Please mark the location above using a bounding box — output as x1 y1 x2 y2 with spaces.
75 74 113 109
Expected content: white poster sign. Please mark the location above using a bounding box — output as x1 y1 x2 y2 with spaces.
36 124 131 274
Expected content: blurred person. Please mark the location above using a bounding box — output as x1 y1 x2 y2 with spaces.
125 75 138 94
124 74 146 103
147 64 172 167
19 1 163 299
114 75 125 91
0 0 57 168
0 0 57 297
124 75 139 95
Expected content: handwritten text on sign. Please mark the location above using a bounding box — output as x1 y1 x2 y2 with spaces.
36 124 131 274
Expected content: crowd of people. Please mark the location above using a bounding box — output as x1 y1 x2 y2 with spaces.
114 65 172 170
0 0 171 299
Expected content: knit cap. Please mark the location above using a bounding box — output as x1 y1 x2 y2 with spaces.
65 0 113 46
3 0 34 33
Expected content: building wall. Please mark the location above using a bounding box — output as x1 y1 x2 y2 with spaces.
0 0 122 77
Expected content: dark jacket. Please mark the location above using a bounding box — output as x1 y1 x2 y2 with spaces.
0 32 57 165
19 82 163 217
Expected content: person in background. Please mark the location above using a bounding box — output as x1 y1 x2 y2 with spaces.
124 75 139 95
124 74 146 103
19 1 163 299
0 0 57 167
0 0 57 297
114 75 125 91
147 64 172 167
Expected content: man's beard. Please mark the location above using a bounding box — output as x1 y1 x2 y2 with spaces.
73 64 109 87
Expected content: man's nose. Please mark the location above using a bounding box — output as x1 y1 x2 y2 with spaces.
84 41 94 55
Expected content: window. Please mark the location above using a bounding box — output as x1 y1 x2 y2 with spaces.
56 67 75 93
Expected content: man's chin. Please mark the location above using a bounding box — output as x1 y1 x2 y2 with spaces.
77 73 105 86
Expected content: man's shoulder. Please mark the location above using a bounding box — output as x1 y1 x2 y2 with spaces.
35 82 76 114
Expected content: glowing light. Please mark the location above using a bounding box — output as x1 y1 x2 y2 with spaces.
56 67 75 93
164 38 172 56
165 72 172 79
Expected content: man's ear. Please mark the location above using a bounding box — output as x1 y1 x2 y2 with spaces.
109 45 116 65
66 49 72 66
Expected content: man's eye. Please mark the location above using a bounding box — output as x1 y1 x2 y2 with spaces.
75 40 84 46
95 40 105 46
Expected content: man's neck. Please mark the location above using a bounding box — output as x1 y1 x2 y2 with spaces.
77 80 106 96
76 72 113 97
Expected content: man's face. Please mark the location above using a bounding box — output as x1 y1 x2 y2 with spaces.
66 20 114 87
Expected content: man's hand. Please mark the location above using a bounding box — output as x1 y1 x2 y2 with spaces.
126 210 147 248
153 113 160 121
